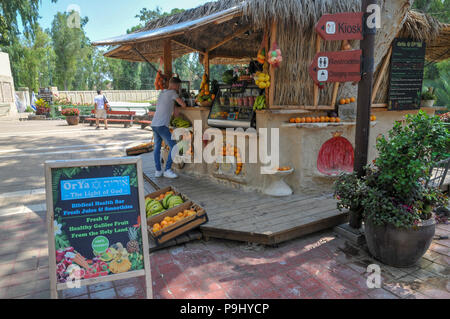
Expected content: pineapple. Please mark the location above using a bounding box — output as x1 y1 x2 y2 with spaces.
126 227 140 253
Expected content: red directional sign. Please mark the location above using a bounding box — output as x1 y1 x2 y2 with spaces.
308 50 362 85
316 12 364 41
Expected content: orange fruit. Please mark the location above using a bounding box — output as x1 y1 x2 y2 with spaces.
335 117 341 123
345 98 351 104
339 99 346 105
320 116 326 123
300 117 306 123
289 118 295 123
305 117 312 123
350 97 356 103
326 116 331 122
295 117 301 123
329 117 336 123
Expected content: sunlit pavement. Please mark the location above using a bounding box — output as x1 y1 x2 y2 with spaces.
0 120 448 299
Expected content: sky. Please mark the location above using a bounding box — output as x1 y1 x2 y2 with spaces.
38 0 210 42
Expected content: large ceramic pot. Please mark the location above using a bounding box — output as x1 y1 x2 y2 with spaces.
364 218 435 267
421 99 435 107
65 116 80 126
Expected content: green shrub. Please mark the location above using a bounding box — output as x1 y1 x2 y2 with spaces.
335 110 449 228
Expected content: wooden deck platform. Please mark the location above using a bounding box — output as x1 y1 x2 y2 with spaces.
141 154 348 245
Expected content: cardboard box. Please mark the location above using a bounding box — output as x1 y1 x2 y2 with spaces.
147 201 208 246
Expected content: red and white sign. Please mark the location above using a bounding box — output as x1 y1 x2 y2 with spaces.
316 12 364 41
308 50 362 84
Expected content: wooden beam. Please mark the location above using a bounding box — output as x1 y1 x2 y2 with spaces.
268 21 277 108
171 39 205 54
164 39 172 77
203 51 210 78
313 36 321 107
371 46 392 103
132 47 159 74
206 27 250 53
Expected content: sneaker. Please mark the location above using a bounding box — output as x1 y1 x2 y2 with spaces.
95 126 100 130
163 169 178 179
105 127 108 130
155 170 163 178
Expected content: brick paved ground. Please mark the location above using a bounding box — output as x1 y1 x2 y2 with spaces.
0 206 448 299
0 121 448 299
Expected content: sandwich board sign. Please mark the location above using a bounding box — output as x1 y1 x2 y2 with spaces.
45 157 152 299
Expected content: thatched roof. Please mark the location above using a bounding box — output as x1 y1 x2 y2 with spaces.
93 0 449 106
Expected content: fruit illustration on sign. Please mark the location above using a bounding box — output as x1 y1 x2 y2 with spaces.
126 227 140 254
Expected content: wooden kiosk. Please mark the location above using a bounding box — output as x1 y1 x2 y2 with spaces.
93 0 449 244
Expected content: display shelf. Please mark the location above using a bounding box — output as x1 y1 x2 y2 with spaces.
281 122 377 128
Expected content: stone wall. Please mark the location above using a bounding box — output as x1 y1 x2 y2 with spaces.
56 90 161 104
0 52 16 117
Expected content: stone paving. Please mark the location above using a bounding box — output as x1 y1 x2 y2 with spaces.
0 205 448 299
0 120 448 299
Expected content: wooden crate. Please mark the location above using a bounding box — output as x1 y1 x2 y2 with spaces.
145 186 190 206
147 202 208 246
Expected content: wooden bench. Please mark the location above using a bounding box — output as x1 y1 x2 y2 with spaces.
137 111 155 129
86 110 136 128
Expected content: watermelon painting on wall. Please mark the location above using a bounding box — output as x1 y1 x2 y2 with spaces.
317 132 354 175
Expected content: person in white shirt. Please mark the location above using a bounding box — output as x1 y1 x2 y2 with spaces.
152 77 187 179
94 90 109 130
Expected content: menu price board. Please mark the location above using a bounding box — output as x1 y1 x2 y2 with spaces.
45 157 152 299
388 38 426 111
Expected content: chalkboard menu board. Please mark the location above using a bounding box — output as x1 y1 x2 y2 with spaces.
388 38 426 111
45 158 152 299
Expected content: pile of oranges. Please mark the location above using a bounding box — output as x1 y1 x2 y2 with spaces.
152 209 197 233
289 116 341 124
370 115 377 121
339 97 356 105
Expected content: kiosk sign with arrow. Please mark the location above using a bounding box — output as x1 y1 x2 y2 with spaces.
308 50 362 85
316 12 364 41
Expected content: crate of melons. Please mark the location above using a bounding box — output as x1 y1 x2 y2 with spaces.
145 186 190 219
147 202 208 245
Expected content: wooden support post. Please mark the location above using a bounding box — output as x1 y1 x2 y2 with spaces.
164 39 172 78
371 46 392 103
203 51 210 78
313 36 321 107
268 20 277 108
354 0 376 178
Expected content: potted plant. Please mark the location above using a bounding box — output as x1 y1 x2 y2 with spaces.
335 111 449 267
35 98 51 116
62 108 80 125
421 87 437 107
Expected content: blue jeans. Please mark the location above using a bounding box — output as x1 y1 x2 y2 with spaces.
152 126 177 171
